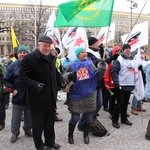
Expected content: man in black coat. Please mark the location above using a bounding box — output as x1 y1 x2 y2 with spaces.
19 36 65 150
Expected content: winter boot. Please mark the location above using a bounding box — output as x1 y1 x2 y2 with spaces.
137 106 146 112
145 119 150 140
131 107 138 115
84 123 90 144
68 122 76 144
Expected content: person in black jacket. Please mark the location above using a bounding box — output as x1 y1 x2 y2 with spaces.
19 36 65 150
0 61 6 131
3 45 32 143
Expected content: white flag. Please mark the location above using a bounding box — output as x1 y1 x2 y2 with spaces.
133 46 145 100
62 27 78 49
121 21 148 52
65 27 88 61
44 9 63 55
97 22 115 44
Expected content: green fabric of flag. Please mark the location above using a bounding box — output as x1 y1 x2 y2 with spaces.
55 0 114 27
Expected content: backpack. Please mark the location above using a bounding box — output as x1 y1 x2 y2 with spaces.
90 118 110 137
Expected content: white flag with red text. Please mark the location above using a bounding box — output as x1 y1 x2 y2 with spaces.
62 27 78 49
97 22 115 44
121 21 148 52
62 27 88 61
44 9 63 54
133 46 145 100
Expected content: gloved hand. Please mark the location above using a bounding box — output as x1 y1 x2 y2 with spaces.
138 65 142 71
60 80 67 89
115 84 121 90
36 83 45 93
97 60 107 73
68 72 76 82
111 54 119 60
99 60 106 65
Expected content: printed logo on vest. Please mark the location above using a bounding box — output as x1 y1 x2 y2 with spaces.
76 67 89 81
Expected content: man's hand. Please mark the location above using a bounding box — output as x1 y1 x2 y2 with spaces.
60 81 67 89
111 54 119 60
138 65 142 71
115 84 121 90
13 90 18 96
68 72 76 82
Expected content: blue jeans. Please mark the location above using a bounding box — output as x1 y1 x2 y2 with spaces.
131 95 142 108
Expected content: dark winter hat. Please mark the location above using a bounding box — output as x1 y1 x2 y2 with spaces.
55 47 60 55
122 44 131 51
38 36 52 44
88 37 98 46
18 45 30 53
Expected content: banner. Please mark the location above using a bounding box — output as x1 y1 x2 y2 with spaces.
62 27 78 49
121 21 148 52
62 27 88 60
55 0 114 27
44 9 63 54
10 27 20 48
133 46 145 100
97 22 115 44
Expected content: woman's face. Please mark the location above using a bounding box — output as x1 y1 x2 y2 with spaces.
78 50 87 60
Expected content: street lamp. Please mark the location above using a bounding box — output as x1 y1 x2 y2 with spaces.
127 0 138 30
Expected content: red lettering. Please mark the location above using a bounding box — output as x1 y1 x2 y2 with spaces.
74 37 85 47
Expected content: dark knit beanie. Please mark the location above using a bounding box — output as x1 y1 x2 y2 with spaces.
55 47 60 55
88 37 98 46
122 44 131 51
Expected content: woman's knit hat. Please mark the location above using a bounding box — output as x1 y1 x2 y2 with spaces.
75 47 86 58
18 45 30 53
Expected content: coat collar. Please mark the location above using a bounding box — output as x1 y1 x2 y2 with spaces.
34 48 44 59
34 48 55 61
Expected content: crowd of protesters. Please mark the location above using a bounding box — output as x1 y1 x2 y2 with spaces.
0 35 150 150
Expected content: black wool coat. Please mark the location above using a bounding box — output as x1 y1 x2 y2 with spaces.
19 49 62 111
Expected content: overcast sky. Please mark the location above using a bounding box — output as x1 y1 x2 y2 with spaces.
0 0 150 14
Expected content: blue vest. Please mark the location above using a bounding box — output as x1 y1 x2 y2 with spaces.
70 58 98 100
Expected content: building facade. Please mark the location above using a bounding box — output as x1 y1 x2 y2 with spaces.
0 3 150 58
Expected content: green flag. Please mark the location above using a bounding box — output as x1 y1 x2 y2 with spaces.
55 0 114 27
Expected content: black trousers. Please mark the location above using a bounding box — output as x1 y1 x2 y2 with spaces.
112 89 131 123
108 89 117 115
31 109 55 148
0 98 6 126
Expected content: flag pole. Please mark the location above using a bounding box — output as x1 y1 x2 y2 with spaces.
34 0 37 49
103 26 110 60
124 1 147 44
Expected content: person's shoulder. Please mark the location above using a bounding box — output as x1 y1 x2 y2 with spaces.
24 51 35 59
7 60 18 67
